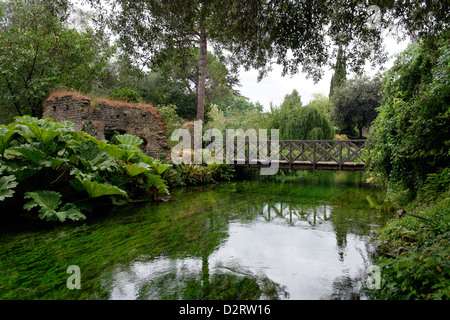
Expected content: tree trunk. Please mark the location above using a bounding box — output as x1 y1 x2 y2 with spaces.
196 21 207 122
358 125 363 139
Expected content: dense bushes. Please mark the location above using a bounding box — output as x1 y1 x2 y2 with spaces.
269 90 334 140
366 34 450 201
366 33 450 300
369 196 450 300
0 116 170 222
108 87 142 103
164 162 236 187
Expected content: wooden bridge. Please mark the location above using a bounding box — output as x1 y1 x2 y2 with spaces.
208 139 366 171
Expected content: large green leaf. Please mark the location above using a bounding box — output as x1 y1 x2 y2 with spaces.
114 134 143 147
77 179 129 199
12 144 47 165
0 175 18 201
116 144 142 162
0 127 17 156
23 190 85 222
125 163 151 177
13 117 69 154
23 190 61 211
77 140 117 172
24 120 61 144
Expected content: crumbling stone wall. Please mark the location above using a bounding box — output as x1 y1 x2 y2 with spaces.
43 91 170 159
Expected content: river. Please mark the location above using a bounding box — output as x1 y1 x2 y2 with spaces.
0 171 394 300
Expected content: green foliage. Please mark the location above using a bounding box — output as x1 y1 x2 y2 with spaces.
215 92 263 117
137 72 197 120
23 190 85 223
112 134 144 147
156 105 186 138
179 164 214 186
329 45 347 99
268 90 334 140
0 116 170 222
0 173 17 201
366 35 450 199
75 179 129 199
108 87 142 103
306 93 332 119
369 201 450 300
208 163 235 182
420 168 450 202
331 76 382 139
0 0 113 121
155 48 237 107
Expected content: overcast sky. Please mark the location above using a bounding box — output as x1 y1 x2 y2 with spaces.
238 35 411 111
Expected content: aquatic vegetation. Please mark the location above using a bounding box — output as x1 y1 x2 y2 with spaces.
0 172 395 300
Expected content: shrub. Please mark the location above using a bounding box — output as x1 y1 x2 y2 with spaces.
208 163 235 181
0 116 170 222
108 87 142 103
179 163 214 186
366 35 450 200
369 201 450 300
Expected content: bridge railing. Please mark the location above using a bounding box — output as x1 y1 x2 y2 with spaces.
207 139 367 170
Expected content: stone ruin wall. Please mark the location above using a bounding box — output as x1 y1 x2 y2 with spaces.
43 92 170 160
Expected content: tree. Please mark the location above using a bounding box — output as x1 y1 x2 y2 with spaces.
156 49 238 111
329 45 347 98
91 0 230 122
366 34 450 199
306 93 333 119
90 0 449 122
331 76 382 139
269 90 334 140
136 72 197 120
0 0 112 121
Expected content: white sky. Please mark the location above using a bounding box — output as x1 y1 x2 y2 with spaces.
238 35 411 111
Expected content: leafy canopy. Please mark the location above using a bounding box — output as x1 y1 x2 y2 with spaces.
268 90 334 140
366 33 450 200
0 0 113 121
331 76 383 139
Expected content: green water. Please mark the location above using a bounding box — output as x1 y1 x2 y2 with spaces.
0 171 394 300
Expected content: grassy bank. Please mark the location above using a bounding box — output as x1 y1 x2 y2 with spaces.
368 194 449 299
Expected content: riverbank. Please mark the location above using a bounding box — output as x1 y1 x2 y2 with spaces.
368 195 450 299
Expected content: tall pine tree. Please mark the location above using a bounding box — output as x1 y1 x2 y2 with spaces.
329 45 347 98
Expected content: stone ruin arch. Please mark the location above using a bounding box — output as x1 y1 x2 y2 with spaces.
43 90 170 160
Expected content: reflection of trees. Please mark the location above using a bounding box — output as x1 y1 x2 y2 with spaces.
110 187 289 300
234 189 393 264
125 257 289 300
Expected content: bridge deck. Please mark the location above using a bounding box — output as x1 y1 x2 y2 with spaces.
230 159 365 171
208 139 367 171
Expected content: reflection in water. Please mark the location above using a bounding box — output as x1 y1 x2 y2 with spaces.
110 191 388 300
0 171 394 300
